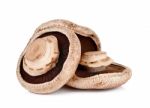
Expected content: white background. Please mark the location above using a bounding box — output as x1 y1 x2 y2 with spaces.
0 0 149 108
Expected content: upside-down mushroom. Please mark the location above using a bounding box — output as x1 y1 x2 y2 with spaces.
17 20 81 94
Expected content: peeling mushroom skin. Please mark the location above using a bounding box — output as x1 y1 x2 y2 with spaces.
17 22 81 94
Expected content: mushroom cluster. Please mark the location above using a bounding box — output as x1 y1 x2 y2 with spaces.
17 19 132 94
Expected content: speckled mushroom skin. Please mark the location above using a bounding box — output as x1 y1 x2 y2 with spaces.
17 21 81 94
17 19 131 93
56 20 132 89
67 63 132 89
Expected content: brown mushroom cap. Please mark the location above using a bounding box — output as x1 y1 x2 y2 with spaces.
17 19 131 93
67 62 132 89
17 21 81 94
67 51 132 89
61 19 132 89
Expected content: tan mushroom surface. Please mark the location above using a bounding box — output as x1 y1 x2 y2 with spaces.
17 19 132 93
17 21 81 94
23 36 59 76
60 20 132 89
37 19 101 52
67 51 132 89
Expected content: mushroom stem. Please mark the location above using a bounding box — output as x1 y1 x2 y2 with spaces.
23 35 59 76
80 51 113 73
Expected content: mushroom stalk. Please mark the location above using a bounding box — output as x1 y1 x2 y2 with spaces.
23 35 59 76
80 51 113 73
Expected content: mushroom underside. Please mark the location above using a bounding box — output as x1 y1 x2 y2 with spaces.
20 32 69 84
77 34 98 53
20 32 123 82
76 64 125 78
19 32 98 84
75 34 126 78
